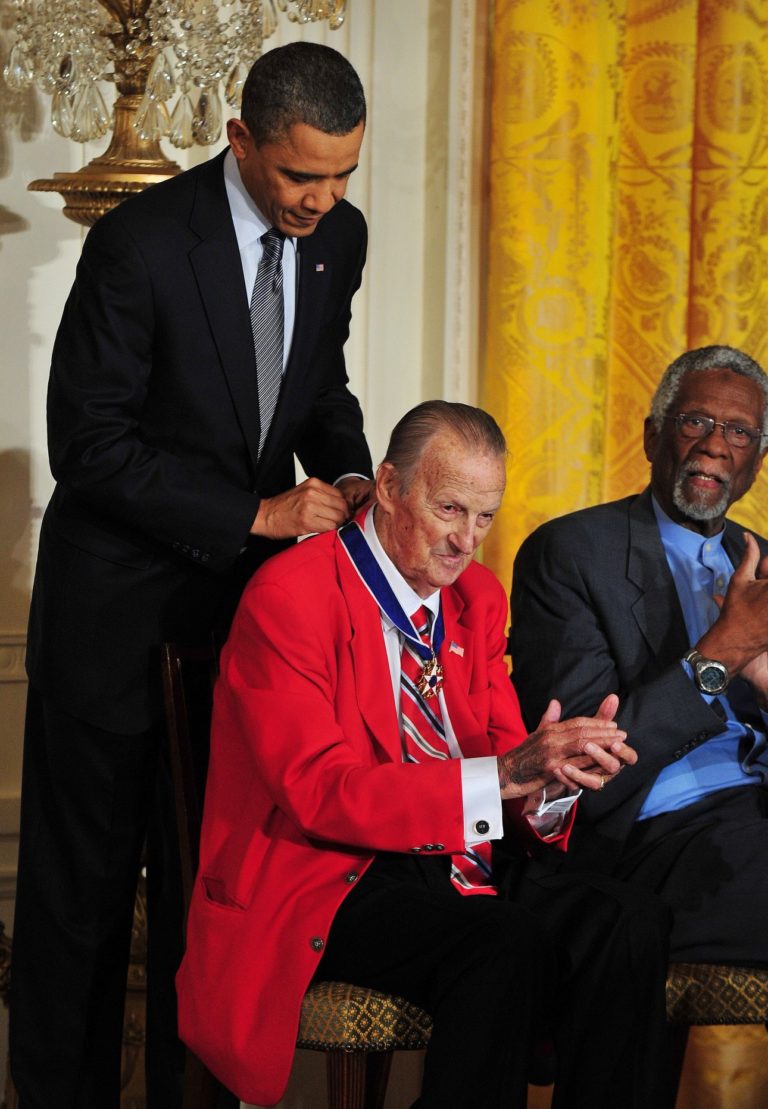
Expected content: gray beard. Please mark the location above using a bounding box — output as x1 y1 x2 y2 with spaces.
672 464 731 521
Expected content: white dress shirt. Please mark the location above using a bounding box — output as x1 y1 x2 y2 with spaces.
224 149 366 492
363 508 504 847
223 148 298 370
363 508 576 842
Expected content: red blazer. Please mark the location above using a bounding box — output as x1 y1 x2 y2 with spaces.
176 526 570 1105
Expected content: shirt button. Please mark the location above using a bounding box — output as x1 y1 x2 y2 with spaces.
345 871 359 883
474 820 490 835
310 937 324 951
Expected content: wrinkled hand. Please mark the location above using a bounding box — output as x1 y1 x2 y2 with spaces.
497 694 636 800
335 476 375 515
699 532 768 676
251 477 353 539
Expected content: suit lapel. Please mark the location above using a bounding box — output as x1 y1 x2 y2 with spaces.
723 520 747 566
187 151 262 476
335 538 402 762
627 488 690 659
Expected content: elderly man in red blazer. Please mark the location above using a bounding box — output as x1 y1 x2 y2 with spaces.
177 401 671 1109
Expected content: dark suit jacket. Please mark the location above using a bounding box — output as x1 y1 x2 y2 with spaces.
510 487 768 869
27 150 372 733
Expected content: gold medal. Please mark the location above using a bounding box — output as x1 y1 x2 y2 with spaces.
417 655 444 699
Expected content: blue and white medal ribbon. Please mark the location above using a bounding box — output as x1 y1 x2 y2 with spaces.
339 518 445 697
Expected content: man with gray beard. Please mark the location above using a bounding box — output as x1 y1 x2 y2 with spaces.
510 346 768 965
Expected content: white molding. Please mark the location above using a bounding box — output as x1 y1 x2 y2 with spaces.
442 0 491 404
0 633 26 684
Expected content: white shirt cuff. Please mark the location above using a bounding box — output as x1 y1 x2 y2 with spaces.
460 757 503 844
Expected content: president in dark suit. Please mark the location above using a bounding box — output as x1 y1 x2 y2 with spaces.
11 42 372 1109
511 345 768 968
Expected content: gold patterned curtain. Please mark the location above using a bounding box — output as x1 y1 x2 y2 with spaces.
482 0 768 593
483 4 768 1104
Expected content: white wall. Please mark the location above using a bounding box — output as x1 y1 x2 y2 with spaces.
0 1 490 1100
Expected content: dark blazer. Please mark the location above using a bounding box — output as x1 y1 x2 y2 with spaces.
27 150 372 733
510 487 768 868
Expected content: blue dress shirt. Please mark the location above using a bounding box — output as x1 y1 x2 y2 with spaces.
638 497 768 819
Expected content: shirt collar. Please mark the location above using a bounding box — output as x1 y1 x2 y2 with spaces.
223 148 269 242
363 506 441 627
651 493 726 560
223 148 298 255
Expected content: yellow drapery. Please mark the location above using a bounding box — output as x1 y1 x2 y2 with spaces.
483 0 768 593
483 4 768 1104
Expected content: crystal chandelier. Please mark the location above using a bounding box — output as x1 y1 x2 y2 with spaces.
3 1 347 225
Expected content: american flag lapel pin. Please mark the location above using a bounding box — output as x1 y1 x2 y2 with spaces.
315 262 325 272
449 641 464 657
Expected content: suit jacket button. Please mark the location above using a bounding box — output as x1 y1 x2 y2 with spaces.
410 847 422 853
345 871 359 883
310 937 324 951
433 843 445 851
473 820 490 835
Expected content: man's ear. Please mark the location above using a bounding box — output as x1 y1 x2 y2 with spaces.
643 416 658 464
375 462 399 511
226 118 250 160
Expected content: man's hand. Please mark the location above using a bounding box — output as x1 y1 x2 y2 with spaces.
251 477 355 539
335 475 374 515
698 532 768 678
740 653 768 710
497 694 636 800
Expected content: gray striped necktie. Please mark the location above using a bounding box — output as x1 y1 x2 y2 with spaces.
250 228 285 457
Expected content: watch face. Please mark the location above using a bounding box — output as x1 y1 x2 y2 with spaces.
698 662 727 693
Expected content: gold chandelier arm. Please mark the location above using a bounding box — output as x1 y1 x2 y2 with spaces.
98 0 154 26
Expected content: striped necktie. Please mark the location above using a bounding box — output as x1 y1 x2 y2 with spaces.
250 228 285 458
400 606 496 896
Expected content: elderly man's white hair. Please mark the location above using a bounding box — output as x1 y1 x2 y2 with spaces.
650 345 768 447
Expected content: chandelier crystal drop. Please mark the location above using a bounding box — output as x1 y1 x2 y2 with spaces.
3 0 348 149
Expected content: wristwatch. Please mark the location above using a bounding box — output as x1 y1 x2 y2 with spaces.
682 649 730 695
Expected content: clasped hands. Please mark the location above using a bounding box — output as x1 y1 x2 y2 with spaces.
498 693 635 801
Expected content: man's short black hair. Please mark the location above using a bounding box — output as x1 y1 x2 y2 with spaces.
240 42 366 147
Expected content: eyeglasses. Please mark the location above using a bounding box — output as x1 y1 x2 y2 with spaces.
664 412 763 449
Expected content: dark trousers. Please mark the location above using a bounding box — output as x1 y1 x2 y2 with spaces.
10 686 186 1109
616 783 768 964
317 852 671 1109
